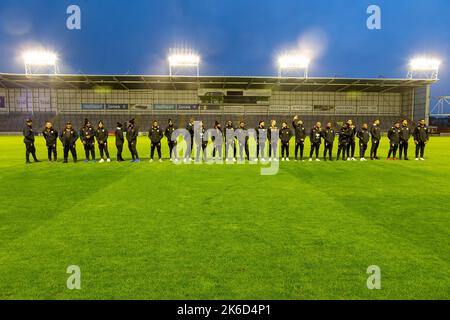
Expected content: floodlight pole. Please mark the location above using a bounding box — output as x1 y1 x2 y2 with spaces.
407 69 439 80
24 63 59 75
278 67 308 78
169 64 199 77
431 96 450 115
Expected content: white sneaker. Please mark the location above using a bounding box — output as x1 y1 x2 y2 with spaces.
281 158 285 162
316 159 321 162
159 159 163 162
352 157 357 161
233 158 237 162
99 159 105 163
420 158 425 161
261 158 266 162
149 159 153 163
347 158 351 161
415 158 419 161
286 158 290 162
309 158 313 162
107 158 111 163
274 158 279 162
269 157 272 161
183 158 188 163
174 159 179 163
170 158 173 162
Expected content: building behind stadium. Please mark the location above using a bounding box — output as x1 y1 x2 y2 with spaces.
0 74 437 132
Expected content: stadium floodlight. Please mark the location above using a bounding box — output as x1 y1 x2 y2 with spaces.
407 57 441 80
23 50 59 75
277 54 310 78
168 50 200 77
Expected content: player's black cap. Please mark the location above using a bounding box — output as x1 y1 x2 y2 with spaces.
117 122 123 127
25 118 32 123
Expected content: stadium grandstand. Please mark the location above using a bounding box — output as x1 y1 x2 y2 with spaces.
0 73 436 133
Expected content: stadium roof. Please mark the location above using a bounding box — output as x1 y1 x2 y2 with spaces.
0 73 437 93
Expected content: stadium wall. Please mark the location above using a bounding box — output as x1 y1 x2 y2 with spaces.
0 85 430 132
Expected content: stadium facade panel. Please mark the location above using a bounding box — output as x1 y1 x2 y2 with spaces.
0 74 436 132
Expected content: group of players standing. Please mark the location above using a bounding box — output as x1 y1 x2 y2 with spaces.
22 116 430 164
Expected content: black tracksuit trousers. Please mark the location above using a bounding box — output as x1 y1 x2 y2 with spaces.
310 143 320 159
84 143 95 160
151 143 162 159
295 142 305 160
25 142 38 162
116 144 124 161
415 142 426 158
63 144 77 162
324 143 333 160
371 139 380 158
47 146 57 161
388 144 399 158
99 143 110 159
399 140 409 159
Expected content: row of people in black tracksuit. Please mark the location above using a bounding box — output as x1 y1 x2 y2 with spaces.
23 118 123 163
22 116 430 163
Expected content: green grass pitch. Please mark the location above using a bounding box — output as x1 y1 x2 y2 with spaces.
0 135 449 300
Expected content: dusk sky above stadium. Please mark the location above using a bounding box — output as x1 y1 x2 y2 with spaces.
0 0 449 100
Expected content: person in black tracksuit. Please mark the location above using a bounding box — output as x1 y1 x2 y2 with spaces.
337 122 351 161
413 120 430 160
292 116 307 161
357 123 370 160
399 120 411 160
256 120 267 161
165 119 177 161
96 121 110 162
195 121 207 162
149 120 164 161
127 119 140 162
23 119 40 163
185 119 195 160
322 123 335 161
280 122 292 161
115 122 125 162
224 120 237 161
59 122 78 163
387 122 401 160
43 121 58 162
309 122 322 161
236 121 250 162
346 120 357 160
370 120 381 160
268 120 279 160
211 121 223 161
80 119 96 161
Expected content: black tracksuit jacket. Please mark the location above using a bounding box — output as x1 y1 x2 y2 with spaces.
357 129 370 145
43 128 58 147
292 121 307 143
149 126 164 144
388 127 401 145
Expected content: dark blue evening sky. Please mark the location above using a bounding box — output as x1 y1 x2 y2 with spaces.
0 0 449 106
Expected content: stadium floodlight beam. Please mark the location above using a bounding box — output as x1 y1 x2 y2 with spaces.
277 54 310 78
407 57 441 80
23 50 59 75
168 50 200 77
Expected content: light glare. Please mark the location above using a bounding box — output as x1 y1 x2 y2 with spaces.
23 50 58 66
277 55 310 69
410 58 441 71
168 54 200 67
